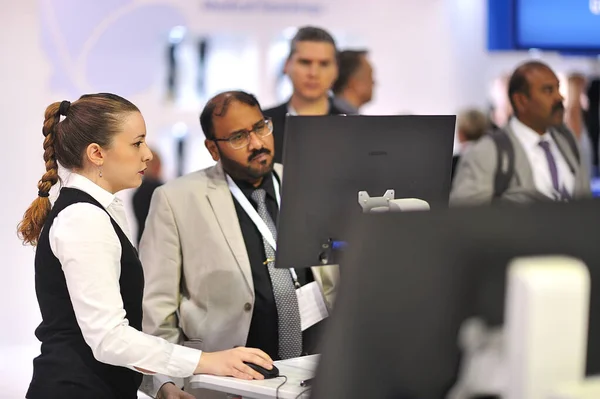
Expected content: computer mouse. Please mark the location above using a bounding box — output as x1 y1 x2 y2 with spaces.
243 362 280 379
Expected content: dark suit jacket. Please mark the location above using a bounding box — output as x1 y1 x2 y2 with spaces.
132 177 163 245
263 98 345 164
586 79 600 169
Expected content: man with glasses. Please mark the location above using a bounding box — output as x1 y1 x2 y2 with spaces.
138 91 337 398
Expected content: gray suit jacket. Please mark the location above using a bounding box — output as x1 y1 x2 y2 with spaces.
450 124 591 206
139 162 339 350
138 162 339 397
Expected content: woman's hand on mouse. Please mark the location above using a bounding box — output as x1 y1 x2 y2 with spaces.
194 347 273 380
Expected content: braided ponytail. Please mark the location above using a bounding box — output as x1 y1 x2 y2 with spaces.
17 94 139 246
17 102 63 246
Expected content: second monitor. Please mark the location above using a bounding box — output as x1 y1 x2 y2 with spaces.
276 114 456 269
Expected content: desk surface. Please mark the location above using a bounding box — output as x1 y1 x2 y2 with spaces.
189 355 319 399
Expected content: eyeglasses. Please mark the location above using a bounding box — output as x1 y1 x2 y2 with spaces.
212 118 273 150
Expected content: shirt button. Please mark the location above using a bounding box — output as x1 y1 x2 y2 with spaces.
244 303 252 312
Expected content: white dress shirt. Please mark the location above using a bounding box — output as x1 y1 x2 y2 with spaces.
510 117 575 199
48 173 200 381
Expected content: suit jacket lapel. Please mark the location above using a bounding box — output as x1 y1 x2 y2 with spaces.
550 128 590 196
505 124 578 201
550 129 578 174
205 162 254 292
505 125 536 189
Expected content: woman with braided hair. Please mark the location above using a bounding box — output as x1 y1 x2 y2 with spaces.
18 93 273 399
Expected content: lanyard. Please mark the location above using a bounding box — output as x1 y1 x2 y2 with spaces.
226 174 299 286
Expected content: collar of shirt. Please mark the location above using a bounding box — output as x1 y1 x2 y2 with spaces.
286 97 332 116
63 172 116 209
509 116 575 199
510 116 553 151
233 172 277 204
62 172 133 243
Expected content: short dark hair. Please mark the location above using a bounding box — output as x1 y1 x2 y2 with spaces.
287 26 337 60
508 60 553 116
332 50 368 94
200 91 262 140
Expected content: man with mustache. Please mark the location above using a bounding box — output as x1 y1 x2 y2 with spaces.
138 91 338 398
451 61 591 205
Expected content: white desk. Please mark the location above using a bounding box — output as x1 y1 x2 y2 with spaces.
189 355 319 399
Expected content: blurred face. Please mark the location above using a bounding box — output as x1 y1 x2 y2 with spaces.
145 151 162 180
285 41 338 102
205 101 275 183
490 75 513 127
94 112 153 193
569 77 586 91
566 76 587 107
352 55 375 105
514 67 564 132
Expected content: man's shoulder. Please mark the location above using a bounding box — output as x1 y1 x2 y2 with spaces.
329 98 354 115
263 102 288 116
464 132 499 158
158 164 220 196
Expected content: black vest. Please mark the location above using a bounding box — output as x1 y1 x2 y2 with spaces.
27 188 144 399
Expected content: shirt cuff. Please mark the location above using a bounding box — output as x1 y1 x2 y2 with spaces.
148 345 200 397
168 344 201 378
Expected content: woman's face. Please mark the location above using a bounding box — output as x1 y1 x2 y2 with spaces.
99 111 153 193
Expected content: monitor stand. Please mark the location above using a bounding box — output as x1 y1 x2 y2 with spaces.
316 191 430 265
358 189 430 213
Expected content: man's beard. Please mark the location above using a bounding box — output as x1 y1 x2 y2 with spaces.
549 101 565 126
220 147 274 182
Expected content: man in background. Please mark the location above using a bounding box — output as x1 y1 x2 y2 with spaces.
451 61 591 205
264 26 343 164
564 72 594 176
451 108 489 180
488 73 513 130
132 148 163 245
332 49 375 114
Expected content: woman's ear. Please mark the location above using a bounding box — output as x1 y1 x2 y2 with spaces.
85 143 105 167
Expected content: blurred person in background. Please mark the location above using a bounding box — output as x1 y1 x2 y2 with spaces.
332 49 375 114
488 73 513 130
264 26 343 163
564 72 594 177
451 61 591 205
451 108 490 180
587 78 600 174
132 148 163 245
